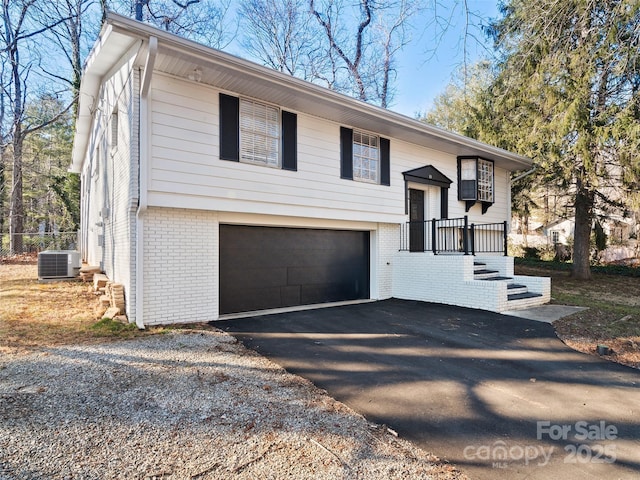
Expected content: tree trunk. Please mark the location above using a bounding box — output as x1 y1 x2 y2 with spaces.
9 130 23 254
0 147 4 237
571 184 593 280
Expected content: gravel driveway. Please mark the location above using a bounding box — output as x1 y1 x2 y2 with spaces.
0 330 464 479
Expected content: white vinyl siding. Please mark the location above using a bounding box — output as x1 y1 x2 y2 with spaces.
111 109 118 150
239 98 280 167
353 130 379 183
147 73 510 226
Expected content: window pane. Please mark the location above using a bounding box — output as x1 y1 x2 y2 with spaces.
477 159 494 202
239 98 280 167
461 159 476 180
352 129 379 184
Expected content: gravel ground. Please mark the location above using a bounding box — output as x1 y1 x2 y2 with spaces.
0 330 465 479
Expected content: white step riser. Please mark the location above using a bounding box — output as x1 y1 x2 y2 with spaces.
508 286 528 295
474 273 499 280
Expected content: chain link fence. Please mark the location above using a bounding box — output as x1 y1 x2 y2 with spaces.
0 232 79 258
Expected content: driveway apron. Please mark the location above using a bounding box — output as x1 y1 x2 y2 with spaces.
216 299 640 480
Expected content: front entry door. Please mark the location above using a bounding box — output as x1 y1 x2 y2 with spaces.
409 188 425 252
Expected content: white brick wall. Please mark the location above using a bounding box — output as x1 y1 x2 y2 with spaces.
137 204 549 323
143 207 218 325
475 255 514 277
392 253 550 312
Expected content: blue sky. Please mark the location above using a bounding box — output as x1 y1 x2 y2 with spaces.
390 1 501 117
220 1 501 118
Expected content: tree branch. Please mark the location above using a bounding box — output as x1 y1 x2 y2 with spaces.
21 96 76 138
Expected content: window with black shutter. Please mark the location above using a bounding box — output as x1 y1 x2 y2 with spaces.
219 93 296 171
340 126 390 186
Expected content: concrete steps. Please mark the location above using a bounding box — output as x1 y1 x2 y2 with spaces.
474 262 543 304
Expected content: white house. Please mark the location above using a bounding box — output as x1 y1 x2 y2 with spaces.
71 14 550 328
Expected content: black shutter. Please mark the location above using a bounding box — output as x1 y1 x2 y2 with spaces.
340 127 353 180
380 137 390 186
440 187 449 218
219 93 239 161
281 110 297 171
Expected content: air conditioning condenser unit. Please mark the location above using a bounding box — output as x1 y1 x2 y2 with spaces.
38 250 81 279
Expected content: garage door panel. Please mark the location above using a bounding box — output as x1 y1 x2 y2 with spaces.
220 286 284 313
300 282 362 305
287 264 364 286
224 248 334 269
280 286 302 307
222 266 288 289
219 225 370 315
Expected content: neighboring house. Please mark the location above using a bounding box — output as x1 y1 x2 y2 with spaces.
543 218 575 246
604 216 635 245
71 14 550 328
511 213 639 264
509 216 575 248
519 215 636 247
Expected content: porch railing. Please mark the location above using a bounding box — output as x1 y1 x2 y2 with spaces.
399 216 508 256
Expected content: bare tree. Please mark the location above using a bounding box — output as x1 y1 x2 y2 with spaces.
371 1 416 108
1 0 75 254
418 1 495 98
107 0 234 48
310 0 371 101
42 0 94 112
309 0 417 107
0 60 7 237
238 0 321 79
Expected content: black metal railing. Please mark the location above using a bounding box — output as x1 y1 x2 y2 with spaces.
399 216 507 255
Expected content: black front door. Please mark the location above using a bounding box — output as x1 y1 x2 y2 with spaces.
409 189 425 252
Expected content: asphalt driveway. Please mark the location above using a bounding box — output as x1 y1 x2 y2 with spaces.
216 299 640 480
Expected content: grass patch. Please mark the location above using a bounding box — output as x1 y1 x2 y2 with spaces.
515 257 640 277
0 262 167 353
515 260 640 368
91 317 139 335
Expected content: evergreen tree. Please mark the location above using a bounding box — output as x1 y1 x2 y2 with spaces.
486 0 640 279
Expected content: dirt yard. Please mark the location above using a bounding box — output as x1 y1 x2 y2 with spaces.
1 260 465 479
515 263 640 369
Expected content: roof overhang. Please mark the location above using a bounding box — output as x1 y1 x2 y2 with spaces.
403 165 452 188
70 21 142 172
71 13 533 173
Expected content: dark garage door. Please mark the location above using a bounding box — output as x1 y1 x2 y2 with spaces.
219 225 370 315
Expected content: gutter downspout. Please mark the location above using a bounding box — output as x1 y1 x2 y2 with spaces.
512 166 537 183
135 36 157 330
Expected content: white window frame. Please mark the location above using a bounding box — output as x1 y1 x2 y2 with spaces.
110 109 118 151
353 129 379 184
239 98 280 168
477 158 494 203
